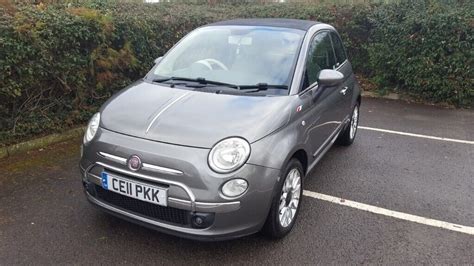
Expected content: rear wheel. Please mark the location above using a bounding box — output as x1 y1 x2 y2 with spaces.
336 103 360 146
262 159 303 239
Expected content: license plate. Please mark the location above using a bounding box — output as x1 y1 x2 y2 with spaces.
101 172 167 206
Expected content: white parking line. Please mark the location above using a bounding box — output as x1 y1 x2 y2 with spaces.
303 190 474 236
359 126 474 145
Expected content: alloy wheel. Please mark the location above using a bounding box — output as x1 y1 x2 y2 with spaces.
278 168 302 228
349 105 359 140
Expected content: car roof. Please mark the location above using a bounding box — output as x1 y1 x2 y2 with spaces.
206 18 321 31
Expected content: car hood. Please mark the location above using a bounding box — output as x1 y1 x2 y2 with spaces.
100 81 292 148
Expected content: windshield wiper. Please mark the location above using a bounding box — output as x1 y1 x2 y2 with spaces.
238 83 288 92
153 78 288 93
152 77 239 89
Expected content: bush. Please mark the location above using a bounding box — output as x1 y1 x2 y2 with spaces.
0 0 472 145
0 3 151 144
368 0 473 105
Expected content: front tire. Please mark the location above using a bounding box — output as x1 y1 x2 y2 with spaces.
336 103 360 146
262 159 303 239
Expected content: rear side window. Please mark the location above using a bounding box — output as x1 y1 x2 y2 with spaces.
330 32 347 67
303 31 336 88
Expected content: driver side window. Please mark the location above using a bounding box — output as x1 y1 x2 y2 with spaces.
302 31 336 89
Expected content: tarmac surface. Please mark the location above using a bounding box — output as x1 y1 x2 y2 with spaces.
0 98 473 264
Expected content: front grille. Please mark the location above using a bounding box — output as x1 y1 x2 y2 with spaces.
94 185 190 226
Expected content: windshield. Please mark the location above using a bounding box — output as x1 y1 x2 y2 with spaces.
147 26 305 94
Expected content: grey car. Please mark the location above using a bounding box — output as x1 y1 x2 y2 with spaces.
80 19 361 240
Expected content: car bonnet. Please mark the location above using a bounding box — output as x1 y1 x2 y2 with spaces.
100 81 292 148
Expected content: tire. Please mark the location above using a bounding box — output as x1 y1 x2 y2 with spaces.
336 103 360 146
262 158 304 239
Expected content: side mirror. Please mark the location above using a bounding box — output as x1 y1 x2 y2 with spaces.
154 56 163 64
317 69 344 87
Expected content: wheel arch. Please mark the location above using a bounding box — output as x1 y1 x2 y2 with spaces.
248 123 309 173
290 149 308 176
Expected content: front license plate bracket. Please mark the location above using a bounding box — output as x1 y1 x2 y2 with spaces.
101 172 168 207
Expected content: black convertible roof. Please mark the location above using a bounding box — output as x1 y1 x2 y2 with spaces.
207 18 320 31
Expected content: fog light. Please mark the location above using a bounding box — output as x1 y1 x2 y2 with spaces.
191 213 214 229
194 216 203 225
221 179 248 198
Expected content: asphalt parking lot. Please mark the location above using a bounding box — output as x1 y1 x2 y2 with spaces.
0 97 473 264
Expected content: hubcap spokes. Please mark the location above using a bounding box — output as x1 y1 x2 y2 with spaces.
350 106 359 140
278 168 301 228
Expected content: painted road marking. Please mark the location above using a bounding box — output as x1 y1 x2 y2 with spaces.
303 190 474 236
359 126 474 145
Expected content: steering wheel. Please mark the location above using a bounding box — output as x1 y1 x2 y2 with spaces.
194 58 229 71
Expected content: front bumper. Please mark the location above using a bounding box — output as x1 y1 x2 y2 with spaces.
80 128 281 241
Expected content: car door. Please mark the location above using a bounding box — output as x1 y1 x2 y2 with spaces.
299 31 345 157
330 31 353 121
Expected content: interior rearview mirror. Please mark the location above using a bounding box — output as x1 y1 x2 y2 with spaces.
154 56 163 64
317 69 344 86
228 36 253 45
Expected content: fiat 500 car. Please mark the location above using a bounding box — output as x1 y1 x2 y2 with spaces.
80 19 361 240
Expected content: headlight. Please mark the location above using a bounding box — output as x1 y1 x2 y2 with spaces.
83 112 100 144
208 137 251 173
221 179 248 198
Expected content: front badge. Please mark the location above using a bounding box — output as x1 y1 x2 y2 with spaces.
127 155 142 171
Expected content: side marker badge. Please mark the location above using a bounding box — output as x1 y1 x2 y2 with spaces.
296 105 303 112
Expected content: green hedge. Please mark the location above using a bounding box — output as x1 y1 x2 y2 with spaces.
0 1 472 145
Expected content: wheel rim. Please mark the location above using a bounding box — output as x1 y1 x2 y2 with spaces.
349 105 359 140
278 168 301 228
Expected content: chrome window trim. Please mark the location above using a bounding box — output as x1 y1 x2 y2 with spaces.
290 24 336 95
291 24 352 96
299 81 318 96
296 28 333 96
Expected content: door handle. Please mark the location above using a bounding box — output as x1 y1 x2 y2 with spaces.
340 86 349 96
